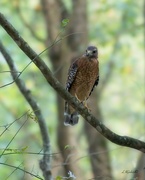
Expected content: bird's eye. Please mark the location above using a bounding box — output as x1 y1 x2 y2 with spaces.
93 50 96 53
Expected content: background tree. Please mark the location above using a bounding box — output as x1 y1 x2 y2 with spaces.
40 0 112 178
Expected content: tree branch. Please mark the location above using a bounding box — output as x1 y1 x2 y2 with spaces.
0 12 145 153
0 162 43 180
0 41 52 180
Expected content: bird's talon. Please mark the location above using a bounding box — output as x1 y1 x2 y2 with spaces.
83 102 91 112
75 93 80 102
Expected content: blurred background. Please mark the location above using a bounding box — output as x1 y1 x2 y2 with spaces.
0 0 144 179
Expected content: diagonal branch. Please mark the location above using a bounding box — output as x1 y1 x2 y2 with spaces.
0 162 43 180
0 41 52 180
0 12 145 153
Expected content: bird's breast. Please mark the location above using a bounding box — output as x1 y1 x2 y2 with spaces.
70 59 99 101
77 59 98 83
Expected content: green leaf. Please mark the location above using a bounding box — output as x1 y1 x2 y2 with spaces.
21 146 28 152
61 18 69 27
2 146 28 154
64 145 74 150
56 176 62 180
64 144 70 150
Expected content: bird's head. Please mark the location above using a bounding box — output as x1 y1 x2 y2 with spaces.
85 46 98 59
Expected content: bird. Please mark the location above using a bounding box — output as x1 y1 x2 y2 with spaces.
64 45 99 126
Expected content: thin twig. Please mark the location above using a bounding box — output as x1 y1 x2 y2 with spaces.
5 162 24 180
0 31 83 89
0 40 52 179
0 115 28 158
0 162 43 180
1 150 61 157
0 111 28 137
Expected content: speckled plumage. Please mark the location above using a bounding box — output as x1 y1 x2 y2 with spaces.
64 46 99 126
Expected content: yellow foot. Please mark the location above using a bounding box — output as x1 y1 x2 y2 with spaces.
75 93 80 102
83 99 91 112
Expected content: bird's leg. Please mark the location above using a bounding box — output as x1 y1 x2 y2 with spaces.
74 94 91 111
75 93 80 102
83 98 91 112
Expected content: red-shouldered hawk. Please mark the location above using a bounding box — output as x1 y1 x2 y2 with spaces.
64 46 99 126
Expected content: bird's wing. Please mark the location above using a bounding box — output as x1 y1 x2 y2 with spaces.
66 60 78 91
88 75 99 97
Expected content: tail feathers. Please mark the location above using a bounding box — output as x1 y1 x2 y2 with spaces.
64 111 79 126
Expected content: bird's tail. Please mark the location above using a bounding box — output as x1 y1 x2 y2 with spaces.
64 102 79 126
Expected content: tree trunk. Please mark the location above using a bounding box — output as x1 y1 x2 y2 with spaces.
41 0 112 178
40 0 87 178
84 90 112 179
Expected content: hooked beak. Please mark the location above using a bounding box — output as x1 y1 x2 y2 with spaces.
86 50 92 56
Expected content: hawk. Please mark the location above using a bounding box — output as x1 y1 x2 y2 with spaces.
64 46 99 126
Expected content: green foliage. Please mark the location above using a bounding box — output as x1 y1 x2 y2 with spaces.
56 176 63 180
61 18 70 28
27 110 38 122
1 146 28 154
64 144 71 150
